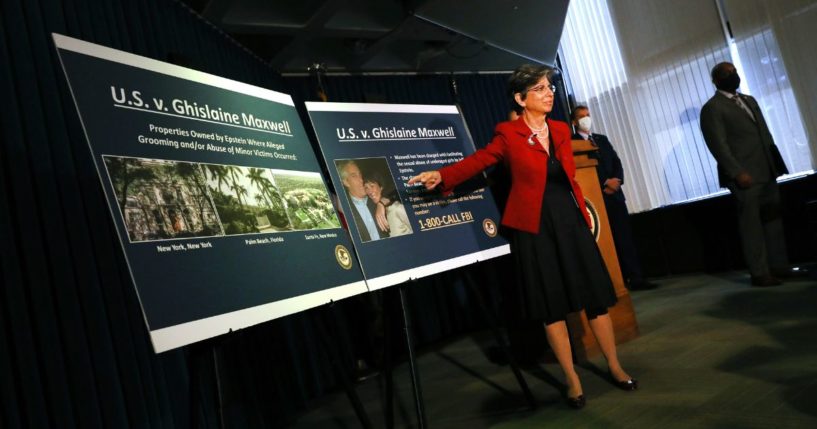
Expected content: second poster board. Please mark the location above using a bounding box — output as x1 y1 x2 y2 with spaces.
306 102 510 289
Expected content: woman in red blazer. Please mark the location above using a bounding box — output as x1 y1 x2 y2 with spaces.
410 65 637 408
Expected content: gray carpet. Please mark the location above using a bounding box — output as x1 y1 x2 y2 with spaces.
292 271 817 428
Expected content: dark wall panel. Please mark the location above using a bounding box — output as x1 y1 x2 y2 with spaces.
0 0 302 427
631 175 817 278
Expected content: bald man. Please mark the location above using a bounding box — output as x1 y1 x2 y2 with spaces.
700 62 796 287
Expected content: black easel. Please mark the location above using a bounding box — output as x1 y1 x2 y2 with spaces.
382 289 395 428
187 338 226 429
380 270 537 428
186 307 373 429
461 269 537 410
400 284 428 428
314 301 374 429
382 282 428 429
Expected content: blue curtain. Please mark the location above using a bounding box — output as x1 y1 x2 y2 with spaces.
0 0 334 427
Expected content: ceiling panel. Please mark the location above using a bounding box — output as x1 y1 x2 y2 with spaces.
192 0 570 73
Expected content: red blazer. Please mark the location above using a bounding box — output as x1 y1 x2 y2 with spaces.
439 116 591 234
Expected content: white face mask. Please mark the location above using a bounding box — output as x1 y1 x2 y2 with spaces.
577 116 592 133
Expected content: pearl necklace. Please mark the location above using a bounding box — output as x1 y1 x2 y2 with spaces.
525 119 549 146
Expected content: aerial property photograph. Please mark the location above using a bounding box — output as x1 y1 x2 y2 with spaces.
271 170 341 231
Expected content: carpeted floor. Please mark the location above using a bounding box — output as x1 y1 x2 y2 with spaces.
291 270 817 428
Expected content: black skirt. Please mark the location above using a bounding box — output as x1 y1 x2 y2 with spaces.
509 146 616 323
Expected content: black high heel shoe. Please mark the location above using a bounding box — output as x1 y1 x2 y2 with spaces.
566 394 586 409
612 376 638 391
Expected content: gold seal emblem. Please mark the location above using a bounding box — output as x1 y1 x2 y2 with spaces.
334 244 353 270
482 218 498 237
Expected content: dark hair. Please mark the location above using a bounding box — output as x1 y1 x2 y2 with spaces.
363 171 384 187
710 62 735 81
508 64 556 114
363 172 399 205
571 105 589 121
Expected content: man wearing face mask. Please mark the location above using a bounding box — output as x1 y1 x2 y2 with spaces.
700 62 799 287
571 106 656 291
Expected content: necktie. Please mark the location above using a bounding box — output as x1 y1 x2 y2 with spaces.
732 95 755 121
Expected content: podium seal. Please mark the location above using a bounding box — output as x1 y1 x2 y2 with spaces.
584 198 601 241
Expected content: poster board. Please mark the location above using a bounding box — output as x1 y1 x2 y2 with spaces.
305 102 510 289
53 34 367 353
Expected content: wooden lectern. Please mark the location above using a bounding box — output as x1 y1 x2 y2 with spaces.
566 139 639 360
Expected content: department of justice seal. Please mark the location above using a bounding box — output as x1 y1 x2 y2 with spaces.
482 218 498 237
334 244 353 270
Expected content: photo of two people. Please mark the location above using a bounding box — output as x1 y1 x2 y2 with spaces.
335 157 414 243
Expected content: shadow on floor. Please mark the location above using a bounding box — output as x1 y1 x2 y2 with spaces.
705 272 817 418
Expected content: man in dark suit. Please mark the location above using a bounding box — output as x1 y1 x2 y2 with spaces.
571 106 656 291
338 160 388 242
700 62 795 287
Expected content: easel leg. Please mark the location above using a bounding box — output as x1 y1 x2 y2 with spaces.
212 347 226 428
188 346 202 428
316 304 373 429
187 341 227 429
464 270 537 410
399 284 428 429
382 289 395 429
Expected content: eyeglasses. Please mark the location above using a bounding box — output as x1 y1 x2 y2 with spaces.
528 84 557 94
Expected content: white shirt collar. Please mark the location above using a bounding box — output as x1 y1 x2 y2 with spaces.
718 89 740 99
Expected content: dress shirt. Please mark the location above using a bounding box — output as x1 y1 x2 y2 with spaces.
718 90 755 121
351 195 380 240
577 130 597 146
